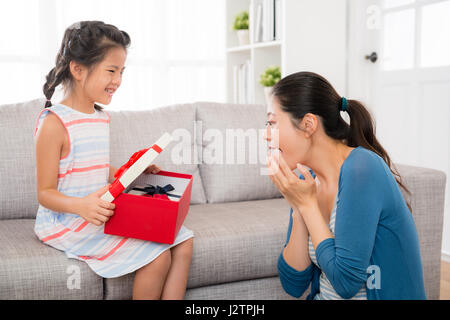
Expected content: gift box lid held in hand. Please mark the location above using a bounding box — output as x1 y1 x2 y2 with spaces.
101 132 173 202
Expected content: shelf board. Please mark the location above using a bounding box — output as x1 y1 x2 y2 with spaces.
227 40 282 53
253 40 282 49
227 44 252 53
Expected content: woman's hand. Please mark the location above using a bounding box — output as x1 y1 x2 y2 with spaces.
267 151 318 212
74 184 115 226
268 151 334 250
143 164 162 175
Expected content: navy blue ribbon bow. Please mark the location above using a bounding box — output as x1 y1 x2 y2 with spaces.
132 184 181 199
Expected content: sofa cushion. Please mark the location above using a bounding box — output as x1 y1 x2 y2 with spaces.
184 276 300 300
0 219 103 299
0 99 45 219
103 198 291 299
196 102 282 203
108 103 207 204
396 164 447 300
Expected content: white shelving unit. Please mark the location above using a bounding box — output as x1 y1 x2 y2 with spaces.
225 0 348 105
226 0 282 105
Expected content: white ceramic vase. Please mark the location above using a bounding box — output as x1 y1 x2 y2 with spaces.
237 29 249 46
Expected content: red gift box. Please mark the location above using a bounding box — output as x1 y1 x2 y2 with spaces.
104 170 193 244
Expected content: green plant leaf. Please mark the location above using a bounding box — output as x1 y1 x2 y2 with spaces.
233 11 249 30
259 66 281 87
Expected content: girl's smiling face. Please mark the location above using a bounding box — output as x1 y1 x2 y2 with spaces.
83 46 127 105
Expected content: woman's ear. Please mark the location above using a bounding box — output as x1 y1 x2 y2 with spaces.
69 60 86 81
301 113 318 138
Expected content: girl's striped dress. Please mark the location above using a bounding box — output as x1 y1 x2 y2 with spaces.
308 195 367 300
33 103 194 278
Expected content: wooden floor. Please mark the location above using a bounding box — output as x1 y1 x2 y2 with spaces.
441 261 450 300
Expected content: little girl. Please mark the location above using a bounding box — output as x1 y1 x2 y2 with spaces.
34 21 194 300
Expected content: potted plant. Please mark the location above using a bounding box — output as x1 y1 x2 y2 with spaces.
233 11 249 46
259 66 281 104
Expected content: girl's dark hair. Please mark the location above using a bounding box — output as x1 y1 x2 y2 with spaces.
272 71 412 212
43 21 131 111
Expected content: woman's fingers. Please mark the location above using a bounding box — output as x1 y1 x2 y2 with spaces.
270 151 295 185
267 152 287 191
266 153 278 179
297 163 314 183
268 152 314 194
275 151 298 181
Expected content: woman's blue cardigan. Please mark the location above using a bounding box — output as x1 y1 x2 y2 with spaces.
277 146 427 300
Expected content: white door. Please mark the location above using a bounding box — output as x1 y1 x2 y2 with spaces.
347 0 450 258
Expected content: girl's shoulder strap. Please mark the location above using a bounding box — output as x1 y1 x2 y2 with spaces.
34 104 109 137
34 105 71 137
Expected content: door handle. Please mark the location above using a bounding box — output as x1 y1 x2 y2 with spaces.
365 52 378 63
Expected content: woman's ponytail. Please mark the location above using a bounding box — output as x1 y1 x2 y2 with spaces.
345 99 378 150
345 99 412 212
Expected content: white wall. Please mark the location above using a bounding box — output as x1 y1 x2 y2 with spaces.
283 0 348 95
0 0 226 109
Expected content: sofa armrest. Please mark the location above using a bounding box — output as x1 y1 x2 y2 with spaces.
396 163 447 299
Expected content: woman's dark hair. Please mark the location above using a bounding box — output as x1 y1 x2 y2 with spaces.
272 71 412 212
43 21 131 111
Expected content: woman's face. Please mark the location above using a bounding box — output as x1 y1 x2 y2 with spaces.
264 97 312 170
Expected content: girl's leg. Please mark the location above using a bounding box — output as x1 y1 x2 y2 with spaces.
160 238 194 300
132 249 172 300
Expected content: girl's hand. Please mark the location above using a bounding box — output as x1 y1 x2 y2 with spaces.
75 184 115 226
267 151 318 212
144 164 162 175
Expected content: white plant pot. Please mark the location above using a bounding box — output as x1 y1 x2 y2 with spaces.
264 86 273 105
237 29 249 46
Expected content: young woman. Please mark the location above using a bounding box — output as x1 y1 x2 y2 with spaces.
266 71 426 300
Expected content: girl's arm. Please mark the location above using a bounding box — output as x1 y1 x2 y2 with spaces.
36 113 114 225
35 113 80 214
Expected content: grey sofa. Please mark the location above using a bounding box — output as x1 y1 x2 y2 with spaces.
0 98 446 299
